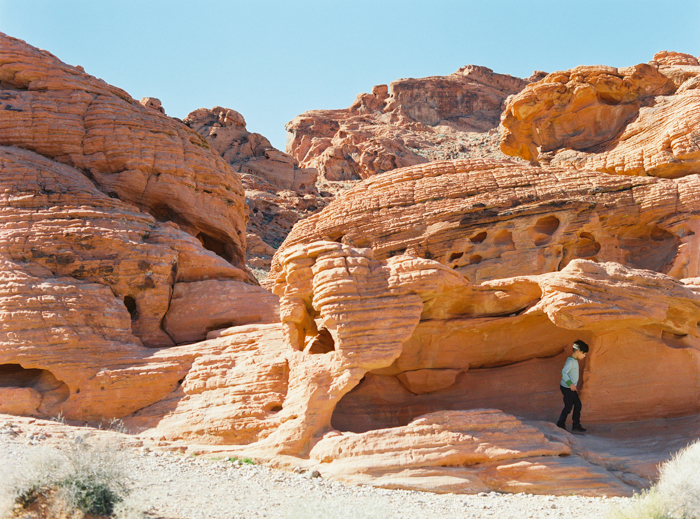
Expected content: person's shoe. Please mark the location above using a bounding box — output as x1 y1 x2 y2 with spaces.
571 424 587 434
556 421 566 430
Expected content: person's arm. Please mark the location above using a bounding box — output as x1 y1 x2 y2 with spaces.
561 358 576 391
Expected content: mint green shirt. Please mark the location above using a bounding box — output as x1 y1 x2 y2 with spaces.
561 356 579 388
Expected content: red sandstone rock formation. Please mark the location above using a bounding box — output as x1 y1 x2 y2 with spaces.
269 158 700 285
230 238 700 495
260 160 700 468
0 35 279 422
184 107 329 272
128 238 696 495
140 97 165 114
500 52 700 178
310 410 632 495
0 32 249 271
265 238 700 432
185 107 317 194
287 66 540 181
3 32 700 498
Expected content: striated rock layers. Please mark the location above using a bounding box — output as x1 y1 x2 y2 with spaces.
287 66 541 181
184 107 329 271
236 237 700 495
3 32 700 497
185 107 317 195
260 160 700 477
270 158 700 285
500 51 700 178
0 33 252 271
0 34 279 426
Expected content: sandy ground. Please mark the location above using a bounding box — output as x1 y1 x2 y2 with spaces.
0 415 634 519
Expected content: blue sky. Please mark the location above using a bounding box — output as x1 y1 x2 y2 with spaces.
2 1 699 150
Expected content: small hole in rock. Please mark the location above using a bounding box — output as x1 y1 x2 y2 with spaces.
469 254 482 265
493 229 514 246
197 232 234 262
534 215 560 236
123 296 138 321
304 328 336 355
469 231 487 243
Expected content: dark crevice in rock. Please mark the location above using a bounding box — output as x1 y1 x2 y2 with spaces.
303 328 336 355
0 364 70 416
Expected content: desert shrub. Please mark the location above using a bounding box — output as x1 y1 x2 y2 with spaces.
3 439 136 518
655 439 700 518
57 440 129 515
60 474 124 516
608 440 700 519
1 447 64 512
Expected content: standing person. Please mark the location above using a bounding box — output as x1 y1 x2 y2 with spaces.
556 340 589 433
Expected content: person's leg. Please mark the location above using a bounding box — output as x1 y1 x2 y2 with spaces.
557 386 574 427
572 391 582 426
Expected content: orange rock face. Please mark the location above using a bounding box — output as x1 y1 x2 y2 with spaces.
270 158 700 285
185 107 317 194
264 158 700 446
287 66 537 181
266 237 700 432
4 32 700 498
262 159 700 454
125 324 290 444
0 35 279 424
184 106 329 271
310 410 632 496
500 52 700 178
162 279 279 344
0 32 249 270
247 237 700 495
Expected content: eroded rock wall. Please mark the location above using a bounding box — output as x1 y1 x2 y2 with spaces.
184 106 329 272
250 238 700 495
3 32 699 498
269 158 700 287
0 35 279 424
500 52 700 178
0 32 249 269
286 66 538 181
264 156 700 446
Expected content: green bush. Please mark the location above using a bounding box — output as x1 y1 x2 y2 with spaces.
62 476 123 515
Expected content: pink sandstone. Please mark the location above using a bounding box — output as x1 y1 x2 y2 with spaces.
0 32 250 271
500 52 700 179
2 33 700 499
286 66 539 181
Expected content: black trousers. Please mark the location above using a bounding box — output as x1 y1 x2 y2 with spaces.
557 386 582 426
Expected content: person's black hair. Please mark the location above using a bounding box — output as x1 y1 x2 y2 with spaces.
573 340 589 353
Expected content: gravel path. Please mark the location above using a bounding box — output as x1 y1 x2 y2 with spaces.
0 418 629 519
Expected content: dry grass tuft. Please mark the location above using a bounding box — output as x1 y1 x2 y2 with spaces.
608 439 700 519
1 439 142 518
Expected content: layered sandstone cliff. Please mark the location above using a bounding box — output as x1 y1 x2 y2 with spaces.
286 66 541 181
0 34 252 271
0 33 279 423
268 161 700 431
500 51 700 178
3 32 700 498
183 107 337 273
269 158 700 285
